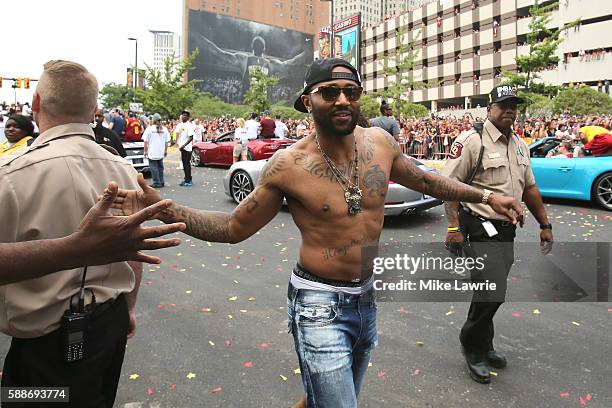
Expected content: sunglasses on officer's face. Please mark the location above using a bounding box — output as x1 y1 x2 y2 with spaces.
309 85 363 102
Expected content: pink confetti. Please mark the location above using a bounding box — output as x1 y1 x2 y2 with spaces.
412 368 421 376
170 264 178 269
398 306 407 313
211 387 223 393
607 308 612 312
260 343 269 349
586 394 592 401
512 312 521 318
157 304 166 310
170 303 177 307
201 307 211 312
243 361 254 368
580 396 586 406
560 393 570 397
225 339 232 347
169 384 176 391
376 371 386 377
146 388 153 396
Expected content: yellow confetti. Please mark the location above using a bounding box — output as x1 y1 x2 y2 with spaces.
248 297 256 301
293 368 301 375
222 263 228 267
228 296 238 301
240 309 248 313
236 265 241 270
490 371 498 376
279 375 288 381
209 341 215 346
201 264 206 268
179 268 186 272
225 256 231 260
177 253 182 256
185 290 192 294
533 309 541 315
129 373 140 380
186 373 196 379
416 341 424 346
368 362 373 368
207 242 212 247
445 307 455 316
233 280 239 284
148 268 156 272
228 314 233 319
571 321 581 326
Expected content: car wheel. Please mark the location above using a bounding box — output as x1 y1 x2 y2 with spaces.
230 170 254 203
191 149 201 167
247 150 254 161
593 172 612 211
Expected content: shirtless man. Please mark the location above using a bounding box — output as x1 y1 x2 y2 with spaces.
112 59 523 408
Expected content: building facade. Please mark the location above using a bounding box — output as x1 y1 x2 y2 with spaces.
332 0 434 29
150 30 181 72
361 0 612 111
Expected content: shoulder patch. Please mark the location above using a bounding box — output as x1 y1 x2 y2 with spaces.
448 142 464 159
455 129 479 145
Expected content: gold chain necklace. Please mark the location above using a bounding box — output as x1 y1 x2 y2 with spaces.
315 133 362 215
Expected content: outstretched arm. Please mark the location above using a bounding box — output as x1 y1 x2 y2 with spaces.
113 152 288 243
386 132 523 223
0 182 185 285
193 34 241 67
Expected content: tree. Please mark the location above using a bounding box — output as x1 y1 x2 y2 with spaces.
191 92 249 119
271 103 308 120
135 50 202 119
99 83 134 110
243 66 279 113
400 100 429 118
551 87 612 115
374 17 425 117
503 1 579 115
359 94 381 119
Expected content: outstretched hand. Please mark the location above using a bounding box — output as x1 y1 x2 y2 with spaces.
76 181 186 265
109 173 163 217
488 195 524 226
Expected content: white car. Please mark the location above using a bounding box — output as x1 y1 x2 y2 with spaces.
223 156 443 216
122 141 149 174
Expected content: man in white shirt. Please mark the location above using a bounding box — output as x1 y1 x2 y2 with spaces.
245 112 260 140
274 115 289 139
193 118 205 144
142 113 171 187
175 110 195 187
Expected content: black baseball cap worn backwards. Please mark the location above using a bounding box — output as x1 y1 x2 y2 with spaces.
488 85 524 105
294 58 362 113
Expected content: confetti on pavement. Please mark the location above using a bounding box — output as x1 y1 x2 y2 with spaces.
572 321 581 326
490 371 498 376
279 375 288 381
512 312 521 318
211 387 223 393
260 343 269 349
377 371 386 377
412 368 421 376
186 373 196 379
129 374 140 380
293 368 301 375
533 309 541 315
243 361 254 368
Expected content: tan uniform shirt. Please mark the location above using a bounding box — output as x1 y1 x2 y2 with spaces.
0 124 139 338
442 119 535 220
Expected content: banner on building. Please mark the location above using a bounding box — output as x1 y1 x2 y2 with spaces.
187 10 314 104
318 14 361 71
126 68 133 89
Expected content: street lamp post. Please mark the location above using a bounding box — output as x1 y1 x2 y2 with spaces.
128 37 138 101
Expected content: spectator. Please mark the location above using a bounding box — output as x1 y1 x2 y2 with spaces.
233 117 249 163
93 108 126 157
142 113 171 188
546 141 574 158
274 114 289 139
0 114 35 157
259 110 276 138
245 112 260 140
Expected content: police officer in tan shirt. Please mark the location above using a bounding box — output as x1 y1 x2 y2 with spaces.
0 60 156 408
443 86 553 384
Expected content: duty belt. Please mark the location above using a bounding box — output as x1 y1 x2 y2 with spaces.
461 207 516 229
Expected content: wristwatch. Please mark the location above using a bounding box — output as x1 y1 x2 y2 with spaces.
539 223 552 230
481 189 493 205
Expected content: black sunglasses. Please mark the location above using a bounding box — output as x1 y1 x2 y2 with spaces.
309 85 363 102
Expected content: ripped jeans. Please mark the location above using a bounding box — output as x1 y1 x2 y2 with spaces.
287 282 378 408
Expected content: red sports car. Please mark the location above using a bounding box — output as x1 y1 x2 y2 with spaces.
190 131 295 167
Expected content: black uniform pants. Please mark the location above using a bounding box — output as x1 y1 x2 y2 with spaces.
181 149 192 182
459 210 516 353
1 295 129 408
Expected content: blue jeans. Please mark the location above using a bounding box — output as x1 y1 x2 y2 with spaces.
287 282 378 408
148 159 164 185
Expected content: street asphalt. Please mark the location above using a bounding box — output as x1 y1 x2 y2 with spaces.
1 151 610 408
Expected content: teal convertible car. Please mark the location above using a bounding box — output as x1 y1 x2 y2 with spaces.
530 137 612 211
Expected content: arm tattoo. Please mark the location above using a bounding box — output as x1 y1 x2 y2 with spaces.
260 152 286 182
444 201 461 227
382 132 402 156
360 134 375 165
363 164 388 197
168 203 232 243
400 156 482 202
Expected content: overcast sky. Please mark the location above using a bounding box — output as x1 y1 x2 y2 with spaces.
1 0 182 104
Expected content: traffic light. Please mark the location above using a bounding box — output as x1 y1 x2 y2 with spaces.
23 78 30 89
15 78 21 88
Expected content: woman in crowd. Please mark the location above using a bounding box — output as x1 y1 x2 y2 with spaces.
0 114 35 157
233 117 248 164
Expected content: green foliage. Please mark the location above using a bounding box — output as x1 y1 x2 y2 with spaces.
270 103 307 120
191 93 249 119
243 67 279 113
523 92 553 117
374 24 426 114
134 50 202 119
502 1 579 116
99 83 134 110
551 87 612 115
359 94 381 119
400 101 429 118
